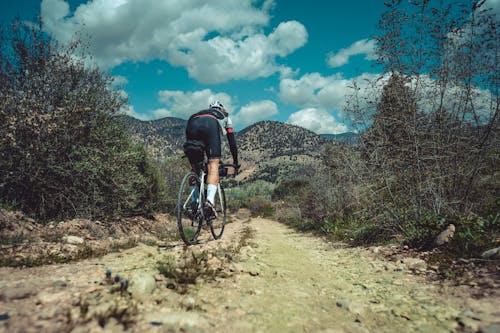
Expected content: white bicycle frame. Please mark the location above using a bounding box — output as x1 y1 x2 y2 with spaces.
182 167 224 220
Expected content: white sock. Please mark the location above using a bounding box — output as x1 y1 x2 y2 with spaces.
207 184 217 205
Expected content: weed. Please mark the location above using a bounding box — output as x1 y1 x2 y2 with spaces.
157 250 225 294
0 232 28 246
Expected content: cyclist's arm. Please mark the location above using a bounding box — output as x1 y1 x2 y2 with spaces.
223 116 239 168
226 127 238 166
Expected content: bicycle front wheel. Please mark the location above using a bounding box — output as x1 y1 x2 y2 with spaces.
177 172 202 245
209 184 227 239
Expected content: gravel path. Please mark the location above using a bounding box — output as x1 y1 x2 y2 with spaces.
0 216 498 332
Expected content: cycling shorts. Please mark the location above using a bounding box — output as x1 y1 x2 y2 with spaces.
185 116 221 159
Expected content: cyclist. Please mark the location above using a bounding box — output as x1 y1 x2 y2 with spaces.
183 100 239 218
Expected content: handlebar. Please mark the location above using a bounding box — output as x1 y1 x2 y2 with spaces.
219 163 240 177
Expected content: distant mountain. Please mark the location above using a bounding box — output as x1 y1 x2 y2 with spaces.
233 121 333 183
116 115 186 160
320 132 359 144
235 120 328 161
118 116 338 183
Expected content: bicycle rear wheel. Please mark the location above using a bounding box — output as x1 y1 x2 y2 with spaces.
177 172 202 245
209 184 227 239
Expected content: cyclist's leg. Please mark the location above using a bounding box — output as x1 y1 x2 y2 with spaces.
206 127 221 206
185 118 206 205
199 119 221 219
206 158 220 204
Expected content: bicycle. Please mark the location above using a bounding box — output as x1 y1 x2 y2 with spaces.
177 160 238 245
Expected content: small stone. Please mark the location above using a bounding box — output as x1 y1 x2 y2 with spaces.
207 257 222 268
37 291 69 305
2 286 37 300
481 247 500 259
154 274 165 282
457 315 480 332
62 235 84 245
144 311 207 327
402 258 427 271
38 306 58 320
182 296 196 310
480 323 500 333
129 271 156 302
52 280 68 289
433 224 455 247
229 263 243 272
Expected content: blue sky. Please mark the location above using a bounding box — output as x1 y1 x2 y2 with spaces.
4 0 495 134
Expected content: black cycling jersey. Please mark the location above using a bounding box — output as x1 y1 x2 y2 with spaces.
186 116 222 159
184 107 238 164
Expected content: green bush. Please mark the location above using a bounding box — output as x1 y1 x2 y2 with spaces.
0 19 162 220
226 180 275 214
156 157 191 214
448 214 499 257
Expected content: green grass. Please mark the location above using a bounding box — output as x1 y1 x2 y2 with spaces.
0 232 28 246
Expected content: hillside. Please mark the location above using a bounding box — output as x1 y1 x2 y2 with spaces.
118 116 336 183
116 115 186 160
233 121 332 183
321 132 359 144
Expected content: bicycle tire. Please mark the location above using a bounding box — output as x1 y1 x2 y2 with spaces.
209 183 227 239
177 172 202 245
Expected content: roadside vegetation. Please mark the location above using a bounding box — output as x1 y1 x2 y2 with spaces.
0 19 163 221
270 0 499 257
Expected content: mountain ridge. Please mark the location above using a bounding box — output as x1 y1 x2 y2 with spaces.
117 115 340 183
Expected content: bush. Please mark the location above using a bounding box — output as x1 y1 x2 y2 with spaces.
0 19 162 220
226 180 275 214
155 157 191 214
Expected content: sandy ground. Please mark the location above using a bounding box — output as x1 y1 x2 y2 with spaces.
0 216 499 332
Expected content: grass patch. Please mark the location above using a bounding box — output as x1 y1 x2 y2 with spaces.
0 245 107 267
0 232 29 246
157 250 228 294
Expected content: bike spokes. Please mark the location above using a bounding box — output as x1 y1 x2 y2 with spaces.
177 172 202 245
209 185 226 239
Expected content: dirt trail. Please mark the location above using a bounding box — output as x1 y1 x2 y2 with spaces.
0 216 498 332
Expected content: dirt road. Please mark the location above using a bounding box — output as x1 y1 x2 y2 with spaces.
0 216 498 332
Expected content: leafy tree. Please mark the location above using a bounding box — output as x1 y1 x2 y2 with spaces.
342 0 499 251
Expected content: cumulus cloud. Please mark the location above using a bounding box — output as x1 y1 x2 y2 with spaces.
151 108 174 119
111 75 128 86
120 104 151 121
41 0 307 83
279 72 379 111
287 108 348 134
157 89 233 119
327 39 377 68
232 100 278 127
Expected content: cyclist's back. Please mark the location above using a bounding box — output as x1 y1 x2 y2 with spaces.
184 101 239 218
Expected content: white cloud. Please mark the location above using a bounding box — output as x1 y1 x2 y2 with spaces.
119 104 151 121
41 0 307 83
327 39 376 68
232 100 278 127
279 72 379 111
287 108 348 134
152 108 174 119
157 89 233 119
111 75 128 86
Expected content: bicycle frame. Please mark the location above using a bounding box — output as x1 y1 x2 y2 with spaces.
177 161 238 245
182 163 234 220
181 168 206 218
